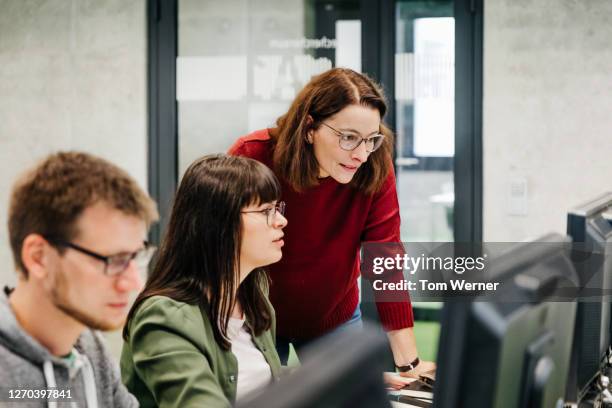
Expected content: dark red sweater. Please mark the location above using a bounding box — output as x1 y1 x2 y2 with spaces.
229 129 413 340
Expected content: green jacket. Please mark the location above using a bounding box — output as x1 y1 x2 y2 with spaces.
120 296 282 407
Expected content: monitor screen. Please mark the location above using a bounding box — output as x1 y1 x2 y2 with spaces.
566 192 612 401
433 234 578 408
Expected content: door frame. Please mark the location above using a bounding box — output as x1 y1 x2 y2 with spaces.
147 0 178 244
361 0 483 243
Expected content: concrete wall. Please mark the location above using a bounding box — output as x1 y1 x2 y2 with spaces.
0 0 147 356
483 0 612 241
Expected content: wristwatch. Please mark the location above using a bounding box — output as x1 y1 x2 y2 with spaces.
395 357 420 372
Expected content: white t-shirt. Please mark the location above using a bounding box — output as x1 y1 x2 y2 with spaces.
227 317 273 400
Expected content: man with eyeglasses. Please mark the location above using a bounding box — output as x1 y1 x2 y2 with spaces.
0 151 158 407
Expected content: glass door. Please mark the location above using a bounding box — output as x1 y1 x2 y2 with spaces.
395 0 455 242
171 0 464 243
147 0 480 246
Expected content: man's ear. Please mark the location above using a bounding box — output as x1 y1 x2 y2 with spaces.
21 234 51 280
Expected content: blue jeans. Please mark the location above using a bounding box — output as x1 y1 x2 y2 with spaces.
276 305 363 365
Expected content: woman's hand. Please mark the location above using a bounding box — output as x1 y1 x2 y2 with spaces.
386 327 436 377
383 372 412 390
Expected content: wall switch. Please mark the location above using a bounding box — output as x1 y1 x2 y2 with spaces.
507 177 528 216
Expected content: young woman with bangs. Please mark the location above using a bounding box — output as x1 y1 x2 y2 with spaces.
121 154 287 407
229 67 435 380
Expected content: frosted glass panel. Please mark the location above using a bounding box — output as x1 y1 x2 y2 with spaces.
177 0 361 176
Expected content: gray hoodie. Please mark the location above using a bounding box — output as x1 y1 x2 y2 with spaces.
0 288 138 407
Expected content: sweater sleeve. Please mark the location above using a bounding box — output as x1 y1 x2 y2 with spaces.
128 298 232 408
361 169 414 331
76 331 139 408
94 332 140 408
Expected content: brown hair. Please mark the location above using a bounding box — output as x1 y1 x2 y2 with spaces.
271 67 394 194
124 154 279 349
8 151 159 277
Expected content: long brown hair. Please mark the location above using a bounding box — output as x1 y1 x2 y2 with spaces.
123 154 280 349
271 68 394 194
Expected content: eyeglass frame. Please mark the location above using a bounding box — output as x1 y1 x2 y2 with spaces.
241 201 286 226
44 236 156 277
319 122 386 153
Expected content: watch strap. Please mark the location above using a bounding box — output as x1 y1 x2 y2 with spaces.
395 357 420 373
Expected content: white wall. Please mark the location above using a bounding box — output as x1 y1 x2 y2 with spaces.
483 0 612 241
0 0 147 356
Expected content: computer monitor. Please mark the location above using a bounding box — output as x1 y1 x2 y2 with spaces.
433 234 579 408
566 192 612 402
236 321 391 408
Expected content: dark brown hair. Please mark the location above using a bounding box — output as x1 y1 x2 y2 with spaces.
271 67 394 194
8 151 159 277
123 154 280 349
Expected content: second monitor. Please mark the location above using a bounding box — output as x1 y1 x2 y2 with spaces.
434 234 579 408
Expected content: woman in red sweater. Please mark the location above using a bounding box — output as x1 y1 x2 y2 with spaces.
229 67 434 377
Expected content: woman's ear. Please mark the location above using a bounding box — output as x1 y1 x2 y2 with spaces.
306 131 314 144
305 115 314 144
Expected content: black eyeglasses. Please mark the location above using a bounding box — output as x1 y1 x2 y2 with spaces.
241 201 286 226
320 122 385 153
45 237 156 276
